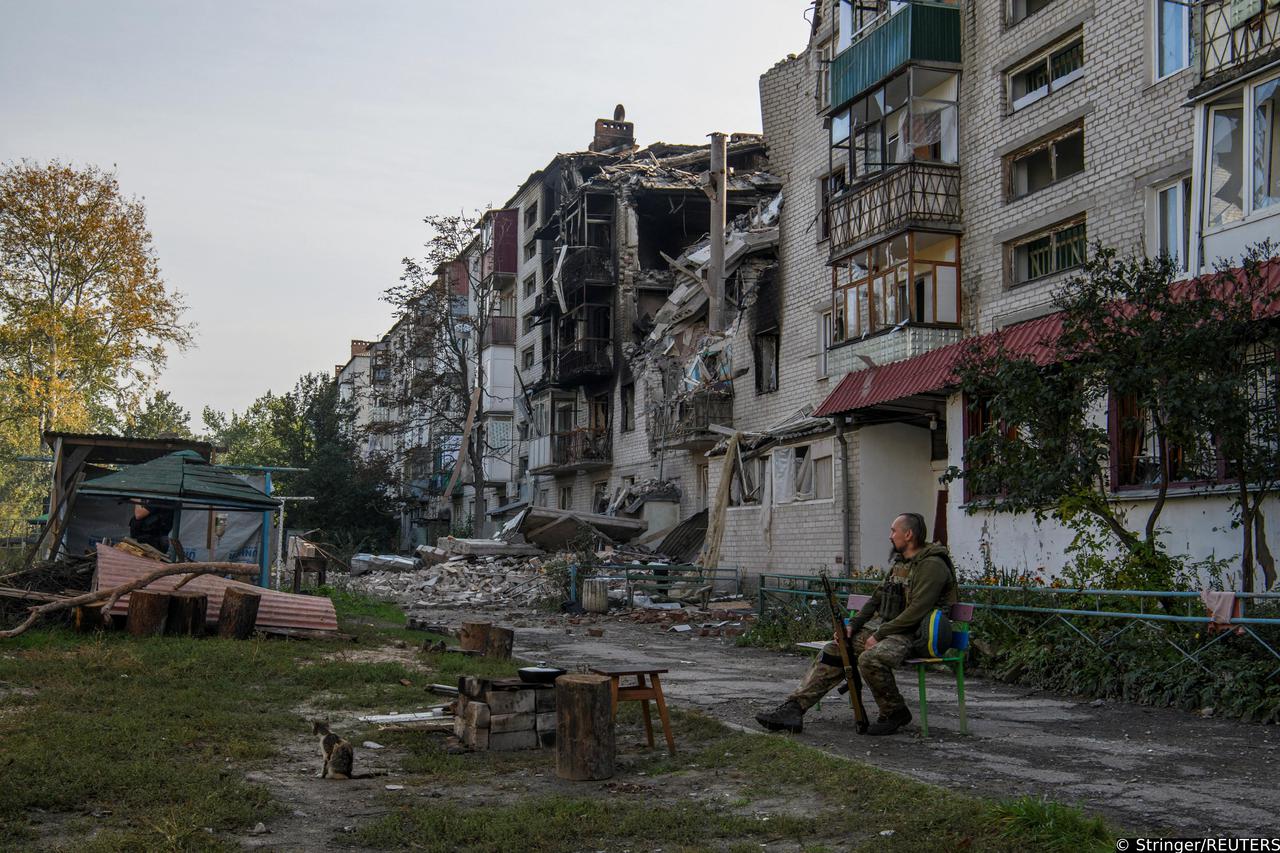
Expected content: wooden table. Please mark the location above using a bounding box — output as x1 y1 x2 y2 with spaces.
590 665 676 755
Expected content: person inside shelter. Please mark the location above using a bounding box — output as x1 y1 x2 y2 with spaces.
755 512 957 737
128 500 175 554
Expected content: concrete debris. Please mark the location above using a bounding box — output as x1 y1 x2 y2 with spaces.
437 537 543 558
348 554 556 609
350 553 418 577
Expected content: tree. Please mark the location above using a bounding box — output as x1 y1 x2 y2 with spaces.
202 373 398 552
120 390 193 439
384 211 506 536
946 244 1280 590
0 160 192 437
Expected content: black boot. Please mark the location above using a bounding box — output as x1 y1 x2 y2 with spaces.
865 707 911 736
755 699 805 733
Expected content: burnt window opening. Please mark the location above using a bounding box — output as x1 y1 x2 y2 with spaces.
621 383 636 432
635 192 755 269
754 330 779 394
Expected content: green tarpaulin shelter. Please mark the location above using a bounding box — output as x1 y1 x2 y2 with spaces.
78 450 280 512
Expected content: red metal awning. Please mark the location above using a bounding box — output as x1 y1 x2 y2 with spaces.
815 257 1280 419
815 313 1063 418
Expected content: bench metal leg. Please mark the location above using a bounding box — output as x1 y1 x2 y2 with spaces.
954 663 967 735
916 664 930 738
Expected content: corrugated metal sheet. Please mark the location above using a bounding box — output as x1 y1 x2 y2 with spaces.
829 3 962 110
95 544 339 632
815 313 1062 417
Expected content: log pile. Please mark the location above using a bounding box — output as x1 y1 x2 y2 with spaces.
452 676 557 752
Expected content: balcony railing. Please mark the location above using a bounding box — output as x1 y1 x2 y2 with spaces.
1199 0 1280 85
552 427 612 470
829 1 961 110
560 246 614 294
481 315 516 348
827 162 961 259
650 390 733 451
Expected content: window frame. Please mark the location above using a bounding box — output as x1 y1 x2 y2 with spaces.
521 346 535 370
754 330 780 394
819 311 833 378
831 231 962 343
1153 175 1192 273
1154 0 1192 81
1006 122 1085 200
1008 216 1087 286
1007 0 1056 27
620 382 635 433
1200 73 1280 234
1006 33 1085 113
1108 392 1226 492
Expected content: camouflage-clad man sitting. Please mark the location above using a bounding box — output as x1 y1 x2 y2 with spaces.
756 512 958 737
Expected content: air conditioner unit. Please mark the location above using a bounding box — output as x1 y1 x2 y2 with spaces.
1229 0 1264 27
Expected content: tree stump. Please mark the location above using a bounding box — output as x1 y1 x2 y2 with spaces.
73 603 109 633
555 673 615 781
126 590 171 637
217 588 261 639
485 626 514 660
166 592 208 637
459 621 491 654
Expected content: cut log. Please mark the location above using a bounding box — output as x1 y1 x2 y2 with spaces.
73 603 109 633
166 592 208 637
555 673 615 781
126 589 171 637
217 588 261 639
458 621 491 654
485 626 514 660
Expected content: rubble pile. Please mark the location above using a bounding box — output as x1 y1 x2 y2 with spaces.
348 554 554 609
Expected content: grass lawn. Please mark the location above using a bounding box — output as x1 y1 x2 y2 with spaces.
0 589 1117 852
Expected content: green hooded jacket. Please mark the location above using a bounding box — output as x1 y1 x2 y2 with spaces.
847 543 958 640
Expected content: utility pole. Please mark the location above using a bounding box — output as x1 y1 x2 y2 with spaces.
706 132 728 333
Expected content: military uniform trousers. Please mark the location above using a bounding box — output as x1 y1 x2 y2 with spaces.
786 621 914 717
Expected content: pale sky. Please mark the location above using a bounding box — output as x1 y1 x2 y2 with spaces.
0 1 812 422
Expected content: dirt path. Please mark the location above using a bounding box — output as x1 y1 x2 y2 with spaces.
405 606 1276 837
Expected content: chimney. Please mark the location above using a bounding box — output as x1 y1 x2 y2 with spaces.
351 340 373 357
589 104 635 152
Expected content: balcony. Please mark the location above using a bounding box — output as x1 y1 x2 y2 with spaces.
480 209 519 282
480 315 516 348
649 390 733 451
552 338 613 385
1198 0 1280 90
560 246 614 295
827 162 961 260
531 427 612 473
829 1 961 111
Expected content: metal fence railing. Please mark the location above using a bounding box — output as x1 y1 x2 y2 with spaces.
757 573 1280 678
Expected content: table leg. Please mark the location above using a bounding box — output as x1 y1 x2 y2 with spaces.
609 676 619 722
636 674 655 748
650 673 676 756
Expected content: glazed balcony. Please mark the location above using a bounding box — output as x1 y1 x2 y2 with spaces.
649 390 733 452
1198 0 1280 89
829 1 961 111
827 162 961 260
529 427 612 473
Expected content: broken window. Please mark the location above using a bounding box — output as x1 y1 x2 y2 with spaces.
754 330 779 394
592 481 609 514
522 346 535 370
769 439 834 504
1007 0 1054 26
524 202 538 230
1009 217 1086 284
831 231 959 342
523 275 536 298
830 67 958 182
1007 34 1084 112
1008 123 1084 199
621 383 635 432
818 168 846 242
730 456 766 507
559 486 573 510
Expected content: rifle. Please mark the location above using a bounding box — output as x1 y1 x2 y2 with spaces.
821 573 869 734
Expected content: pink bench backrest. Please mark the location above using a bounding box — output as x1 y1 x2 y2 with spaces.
845 593 974 622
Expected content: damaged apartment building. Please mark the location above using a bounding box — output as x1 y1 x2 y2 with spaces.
706 0 1280 583
502 111 783 536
